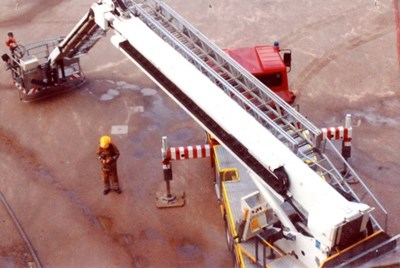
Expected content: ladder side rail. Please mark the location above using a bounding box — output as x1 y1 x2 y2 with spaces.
131 3 303 142
318 154 384 231
199 52 286 119
151 0 322 141
335 233 400 268
323 140 389 231
324 139 388 212
318 157 382 231
130 4 299 149
133 1 316 125
197 54 284 121
196 56 299 150
207 56 300 137
297 140 387 231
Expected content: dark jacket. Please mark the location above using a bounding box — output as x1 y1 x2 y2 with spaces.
97 143 120 171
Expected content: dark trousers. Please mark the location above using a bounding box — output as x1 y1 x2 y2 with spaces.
102 166 120 190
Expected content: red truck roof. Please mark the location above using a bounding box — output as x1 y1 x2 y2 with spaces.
224 45 285 75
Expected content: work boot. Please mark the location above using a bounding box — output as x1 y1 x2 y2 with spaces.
114 188 122 194
112 182 122 194
103 188 111 195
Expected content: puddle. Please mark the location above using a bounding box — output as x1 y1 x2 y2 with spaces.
348 98 400 127
90 79 144 101
130 136 142 144
139 228 161 241
176 242 202 261
351 110 399 127
99 94 114 101
37 168 56 182
116 81 141 91
100 89 120 101
170 128 194 144
141 88 158 96
145 97 180 121
108 89 120 96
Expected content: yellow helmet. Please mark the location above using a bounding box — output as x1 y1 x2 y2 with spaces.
99 136 111 149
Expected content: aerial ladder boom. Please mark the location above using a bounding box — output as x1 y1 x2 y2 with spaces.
47 0 397 266
48 6 108 67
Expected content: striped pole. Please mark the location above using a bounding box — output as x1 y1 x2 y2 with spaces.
320 114 352 160
166 144 211 161
321 126 352 142
160 136 176 203
342 114 352 160
156 137 185 208
157 137 212 207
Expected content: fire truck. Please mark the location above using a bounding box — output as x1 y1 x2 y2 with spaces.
2 25 293 104
2 0 399 267
224 44 295 104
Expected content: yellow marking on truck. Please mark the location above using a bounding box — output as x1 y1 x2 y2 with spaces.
222 182 238 238
222 181 248 267
223 168 239 182
239 245 258 264
214 146 223 171
258 236 284 258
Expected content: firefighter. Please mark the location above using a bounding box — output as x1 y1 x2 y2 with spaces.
5 32 17 54
97 136 122 195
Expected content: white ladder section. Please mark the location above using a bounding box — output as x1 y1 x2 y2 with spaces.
48 10 106 67
123 0 387 230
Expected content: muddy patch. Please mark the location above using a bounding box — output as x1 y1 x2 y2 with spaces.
131 255 151 268
113 233 134 247
96 215 113 233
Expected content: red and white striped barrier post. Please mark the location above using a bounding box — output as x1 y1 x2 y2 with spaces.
342 114 352 161
166 144 211 161
158 136 177 206
320 114 352 161
320 114 355 180
156 136 212 208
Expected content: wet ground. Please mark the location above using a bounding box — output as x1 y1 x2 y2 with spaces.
0 0 399 267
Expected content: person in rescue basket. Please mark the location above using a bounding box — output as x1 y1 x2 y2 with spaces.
5 32 17 55
2 32 17 68
97 136 122 195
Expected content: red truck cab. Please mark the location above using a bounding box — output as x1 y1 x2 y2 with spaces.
224 42 295 104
